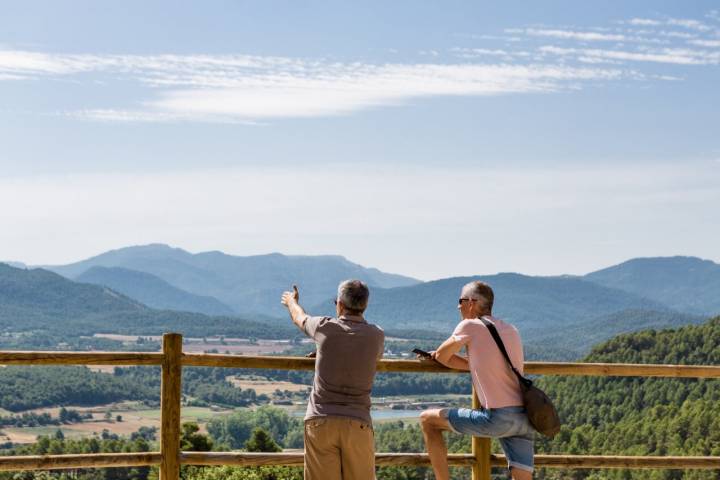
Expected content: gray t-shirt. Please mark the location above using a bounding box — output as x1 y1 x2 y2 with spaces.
302 314 385 423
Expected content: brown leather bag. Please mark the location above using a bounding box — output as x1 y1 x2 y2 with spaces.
479 317 561 438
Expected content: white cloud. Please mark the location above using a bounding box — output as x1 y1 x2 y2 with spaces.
145 63 623 119
667 18 713 32
1 11 717 124
522 28 629 42
0 49 625 121
628 18 663 26
540 45 719 65
689 39 720 48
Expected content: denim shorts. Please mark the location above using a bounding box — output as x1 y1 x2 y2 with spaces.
444 406 535 472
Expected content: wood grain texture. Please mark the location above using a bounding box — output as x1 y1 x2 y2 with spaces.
160 334 182 480
525 362 720 378
471 388 492 480
0 453 161 471
0 352 163 365
179 452 475 467
179 452 720 470
182 354 720 378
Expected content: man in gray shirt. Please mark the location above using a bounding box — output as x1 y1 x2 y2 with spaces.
281 280 384 480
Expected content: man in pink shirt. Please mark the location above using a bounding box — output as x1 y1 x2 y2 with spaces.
419 281 535 480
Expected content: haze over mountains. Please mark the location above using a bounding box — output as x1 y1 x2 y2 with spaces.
585 256 720 315
4 245 719 358
0 263 296 339
44 244 420 317
76 266 236 316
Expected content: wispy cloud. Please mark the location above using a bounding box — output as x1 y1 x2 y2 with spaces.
0 49 624 121
515 28 630 43
1 11 717 124
540 46 720 65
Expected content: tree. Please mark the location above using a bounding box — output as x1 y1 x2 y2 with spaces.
181 422 214 452
244 428 281 453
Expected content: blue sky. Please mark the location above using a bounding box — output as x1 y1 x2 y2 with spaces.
1 1 719 279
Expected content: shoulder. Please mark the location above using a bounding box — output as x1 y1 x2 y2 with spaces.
366 322 385 337
455 318 482 330
492 317 519 333
492 317 522 342
452 318 483 337
307 315 335 328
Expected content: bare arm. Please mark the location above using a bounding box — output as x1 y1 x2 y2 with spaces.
432 336 470 371
281 285 307 331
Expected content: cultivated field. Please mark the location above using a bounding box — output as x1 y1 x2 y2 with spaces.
0 402 233 444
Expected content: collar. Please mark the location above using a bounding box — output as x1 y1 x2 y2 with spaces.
339 314 366 323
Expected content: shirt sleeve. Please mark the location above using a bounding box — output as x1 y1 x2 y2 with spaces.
376 328 385 360
302 315 325 339
452 320 472 347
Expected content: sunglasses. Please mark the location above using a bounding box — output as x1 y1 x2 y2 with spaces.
458 298 477 305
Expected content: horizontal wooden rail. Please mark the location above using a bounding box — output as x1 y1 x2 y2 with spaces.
525 362 720 378
180 452 720 470
1 451 717 472
533 455 720 469
0 452 162 471
0 351 163 366
182 354 720 378
180 452 475 467
1 351 717 378
1 341 719 479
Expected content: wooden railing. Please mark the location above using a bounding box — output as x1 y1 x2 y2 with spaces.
0 333 719 480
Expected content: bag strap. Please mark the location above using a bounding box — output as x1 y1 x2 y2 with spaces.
478 317 532 388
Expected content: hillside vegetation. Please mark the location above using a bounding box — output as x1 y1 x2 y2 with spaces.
76 266 235 316
535 316 720 479
585 256 720 315
0 263 297 341
46 244 420 316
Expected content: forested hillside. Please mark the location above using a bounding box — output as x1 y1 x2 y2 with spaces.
371 317 720 480
585 256 720 316
76 266 235 316
535 316 720 479
45 244 420 316
0 263 296 342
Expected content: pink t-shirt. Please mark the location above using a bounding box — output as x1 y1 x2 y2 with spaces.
452 316 524 409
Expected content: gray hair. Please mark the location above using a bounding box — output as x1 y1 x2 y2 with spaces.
337 279 370 313
462 280 494 312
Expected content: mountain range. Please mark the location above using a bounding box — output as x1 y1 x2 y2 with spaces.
0 263 296 339
4 246 719 358
43 244 420 317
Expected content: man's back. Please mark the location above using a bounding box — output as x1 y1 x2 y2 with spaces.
304 314 385 423
452 316 524 408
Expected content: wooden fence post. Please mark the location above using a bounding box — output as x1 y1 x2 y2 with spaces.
160 333 183 480
471 387 491 480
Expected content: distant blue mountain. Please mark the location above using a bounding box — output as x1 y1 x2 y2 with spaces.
2 261 27 269
76 266 235 316
0 263 295 339
45 244 420 316
346 273 668 332
584 256 720 316
310 272 700 358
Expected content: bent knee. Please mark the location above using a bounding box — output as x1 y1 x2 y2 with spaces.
420 409 447 430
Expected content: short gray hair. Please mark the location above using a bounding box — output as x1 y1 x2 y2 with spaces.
337 279 370 313
462 280 494 311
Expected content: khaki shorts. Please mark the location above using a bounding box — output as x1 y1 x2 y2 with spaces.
304 416 375 480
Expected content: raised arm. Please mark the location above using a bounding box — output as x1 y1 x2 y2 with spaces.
281 285 308 331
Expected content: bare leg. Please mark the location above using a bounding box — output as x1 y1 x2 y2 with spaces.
420 409 452 480
511 467 532 480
